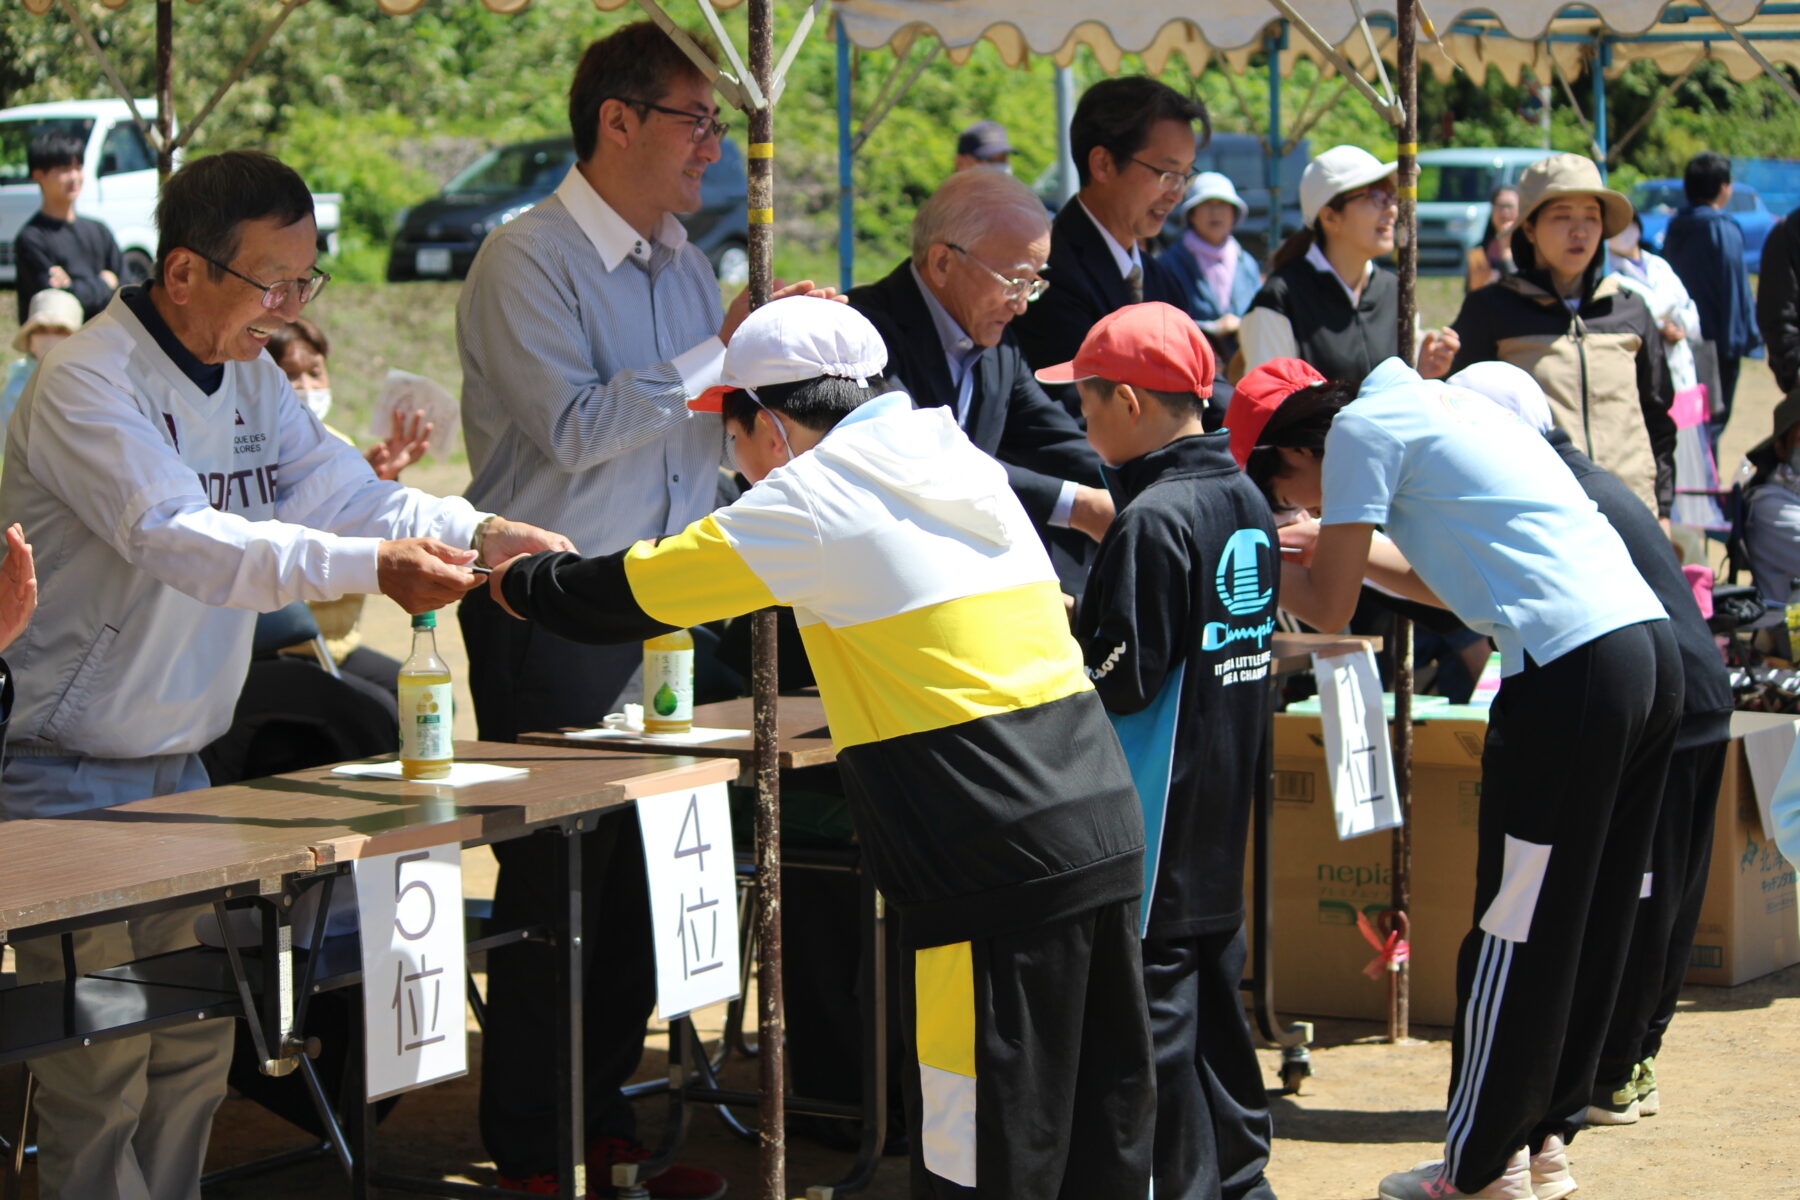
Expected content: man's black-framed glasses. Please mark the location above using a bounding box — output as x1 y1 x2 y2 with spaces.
195 252 329 310
607 96 730 144
1127 156 1200 194
945 243 1050 304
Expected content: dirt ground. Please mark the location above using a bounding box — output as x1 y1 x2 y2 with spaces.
6 327 1796 1200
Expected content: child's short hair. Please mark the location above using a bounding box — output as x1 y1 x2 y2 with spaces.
28 130 85 176
720 372 890 434
1242 379 1357 501
1085 375 1204 419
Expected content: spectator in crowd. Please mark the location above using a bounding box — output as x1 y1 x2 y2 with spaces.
1465 184 1519 292
953 119 1014 173
1451 153 1674 518
455 21 832 1197
14 129 123 323
490 296 1156 1198
1157 171 1262 416
1742 387 1800 613
1757 202 1800 394
1 287 82 439
1237 354 1679 1200
1607 213 1700 394
0 148 567 1200
1048 303 1280 1200
265 317 432 697
847 167 1113 552
1240 145 1458 386
1012 75 1204 414
1454 362 1732 1135
1660 151 1760 440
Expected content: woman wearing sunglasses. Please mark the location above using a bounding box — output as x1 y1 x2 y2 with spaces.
1238 145 1459 386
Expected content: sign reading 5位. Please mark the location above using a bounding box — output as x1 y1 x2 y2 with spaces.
636 781 742 1020
1312 647 1403 841
354 843 468 1101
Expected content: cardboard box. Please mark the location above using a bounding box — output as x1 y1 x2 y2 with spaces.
1254 708 1800 1026
1685 711 1800 986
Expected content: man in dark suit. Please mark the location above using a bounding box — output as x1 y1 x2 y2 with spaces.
1014 76 1207 416
849 167 1115 548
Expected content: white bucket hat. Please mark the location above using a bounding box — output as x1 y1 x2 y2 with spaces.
690 296 888 412
1300 145 1397 226
1179 171 1249 219
13 288 82 354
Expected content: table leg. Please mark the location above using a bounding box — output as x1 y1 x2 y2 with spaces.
553 825 587 1200
1247 674 1313 1091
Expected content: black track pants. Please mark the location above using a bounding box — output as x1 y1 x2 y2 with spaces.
902 901 1156 1199
1143 926 1278 1200
1596 737 1729 1089
1443 620 1683 1193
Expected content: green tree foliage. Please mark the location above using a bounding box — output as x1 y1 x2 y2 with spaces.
0 2 1797 282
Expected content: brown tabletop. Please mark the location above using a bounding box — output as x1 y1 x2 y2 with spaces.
0 741 737 937
522 695 839 771
1271 632 1382 676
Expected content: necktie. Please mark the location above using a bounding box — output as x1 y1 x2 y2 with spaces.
1126 263 1144 304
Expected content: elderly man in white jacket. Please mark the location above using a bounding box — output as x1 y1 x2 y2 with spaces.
0 150 569 1200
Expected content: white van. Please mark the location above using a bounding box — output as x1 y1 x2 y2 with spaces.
0 98 340 287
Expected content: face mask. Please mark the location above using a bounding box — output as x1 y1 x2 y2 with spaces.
1607 226 1640 256
980 160 1013 176
298 388 332 422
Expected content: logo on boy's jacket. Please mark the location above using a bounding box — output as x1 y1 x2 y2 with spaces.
1204 527 1275 653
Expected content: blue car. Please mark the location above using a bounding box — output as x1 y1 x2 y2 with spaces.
1630 179 1775 273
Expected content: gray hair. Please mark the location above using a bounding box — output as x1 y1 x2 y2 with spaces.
910 168 1051 268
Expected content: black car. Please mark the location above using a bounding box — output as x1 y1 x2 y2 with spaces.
387 135 750 284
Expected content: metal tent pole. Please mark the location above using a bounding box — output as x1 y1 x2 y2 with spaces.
1267 22 1286 261
745 3 784 1197
1593 36 1612 176
837 17 854 291
156 0 173 181
1054 66 1078 208
1391 0 1419 1047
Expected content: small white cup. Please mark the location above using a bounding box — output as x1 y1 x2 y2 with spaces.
602 703 645 733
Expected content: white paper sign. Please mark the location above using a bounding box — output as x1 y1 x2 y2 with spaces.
1743 717 1800 840
354 843 468 1101
1313 647 1403 841
636 782 741 1020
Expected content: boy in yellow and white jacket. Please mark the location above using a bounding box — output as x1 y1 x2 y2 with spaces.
490 296 1153 1198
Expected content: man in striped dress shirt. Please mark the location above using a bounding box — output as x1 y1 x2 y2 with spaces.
454 21 830 1197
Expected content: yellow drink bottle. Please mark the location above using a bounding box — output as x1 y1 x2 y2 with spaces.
398 610 454 780
643 628 695 736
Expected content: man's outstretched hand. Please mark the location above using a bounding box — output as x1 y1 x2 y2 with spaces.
0 524 37 654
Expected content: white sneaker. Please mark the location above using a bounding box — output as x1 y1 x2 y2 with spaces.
1378 1148 1533 1199
1529 1134 1577 1200
1635 1056 1660 1117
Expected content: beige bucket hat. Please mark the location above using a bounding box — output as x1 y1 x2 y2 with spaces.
12 288 82 354
1516 153 1634 239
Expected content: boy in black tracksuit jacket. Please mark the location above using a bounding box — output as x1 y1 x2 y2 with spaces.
1040 302 1281 1200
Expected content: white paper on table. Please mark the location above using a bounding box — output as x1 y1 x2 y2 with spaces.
369 369 460 459
354 843 468 1101
1742 717 1800 840
331 761 528 786
1313 647 1403 841
564 726 749 745
636 781 741 1020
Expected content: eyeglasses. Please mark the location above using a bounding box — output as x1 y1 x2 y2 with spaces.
1338 186 1399 210
945 243 1050 304
194 252 329 310
607 96 730 144
1127 157 1200 194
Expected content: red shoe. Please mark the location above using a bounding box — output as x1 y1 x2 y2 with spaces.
494 1172 566 1196
588 1137 727 1199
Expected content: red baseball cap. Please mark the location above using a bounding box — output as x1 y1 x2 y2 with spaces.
1034 302 1215 398
1227 358 1328 467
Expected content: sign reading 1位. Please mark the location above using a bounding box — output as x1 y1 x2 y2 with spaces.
355 843 469 1101
636 781 742 1020
1312 646 1403 841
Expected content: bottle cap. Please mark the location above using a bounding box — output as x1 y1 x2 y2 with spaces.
412 611 437 629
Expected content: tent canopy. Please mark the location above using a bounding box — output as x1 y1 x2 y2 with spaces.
836 0 1781 83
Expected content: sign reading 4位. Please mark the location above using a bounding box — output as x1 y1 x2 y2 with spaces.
636 781 742 1020
354 843 468 1102
1312 646 1403 841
